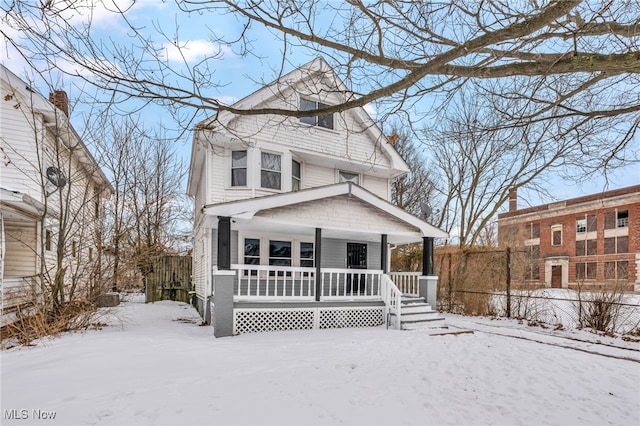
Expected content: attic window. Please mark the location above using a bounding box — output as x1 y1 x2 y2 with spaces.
339 171 359 185
300 98 334 129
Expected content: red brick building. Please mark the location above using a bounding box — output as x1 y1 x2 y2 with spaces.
498 185 640 292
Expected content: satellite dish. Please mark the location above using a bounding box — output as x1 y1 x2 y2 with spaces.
420 202 432 218
46 166 67 188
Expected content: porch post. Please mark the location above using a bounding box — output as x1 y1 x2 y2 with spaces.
212 270 235 338
381 234 388 273
315 228 322 301
218 216 231 270
422 237 434 276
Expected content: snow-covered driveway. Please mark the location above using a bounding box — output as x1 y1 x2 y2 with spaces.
2 298 639 426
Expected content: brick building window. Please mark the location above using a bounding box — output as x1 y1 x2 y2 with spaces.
604 261 628 280
604 236 628 254
576 218 586 233
576 262 596 280
575 239 597 256
551 224 562 246
526 223 540 239
524 245 540 280
605 210 629 229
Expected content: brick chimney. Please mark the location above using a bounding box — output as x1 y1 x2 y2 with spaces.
508 188 518 212
49 90 69 117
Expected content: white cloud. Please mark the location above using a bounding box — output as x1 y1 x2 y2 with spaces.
161 40 233 63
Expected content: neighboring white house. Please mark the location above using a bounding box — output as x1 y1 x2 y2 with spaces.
187 57 448 337
0 64 112 322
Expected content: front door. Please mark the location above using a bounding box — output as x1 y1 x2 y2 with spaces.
347 243 367 294
551 265 562 288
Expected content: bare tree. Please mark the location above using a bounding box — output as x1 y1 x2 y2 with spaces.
87 114 191 290
388 125 438 218
1 2 637 135
424 89 619 247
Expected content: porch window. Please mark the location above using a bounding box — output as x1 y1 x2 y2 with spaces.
300 242 314 268
269 240 291 276
231 150 247 187
292 159 301 192
339 171 360 185
300 98 334 129
244 238 260 276
551 224 562 246
261 152 281 190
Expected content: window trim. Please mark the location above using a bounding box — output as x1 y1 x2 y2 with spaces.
292 158 302 192
231 150 248 187
299 97 334 130
260 151 282 191
551 224 563 246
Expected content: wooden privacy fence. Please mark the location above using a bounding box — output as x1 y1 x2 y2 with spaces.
145 256 192 303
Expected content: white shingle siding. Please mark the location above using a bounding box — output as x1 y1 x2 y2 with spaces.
255 195 419 235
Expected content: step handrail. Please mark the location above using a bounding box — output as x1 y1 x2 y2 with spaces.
381 274 402 330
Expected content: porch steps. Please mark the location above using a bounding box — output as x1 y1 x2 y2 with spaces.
391 296 446 330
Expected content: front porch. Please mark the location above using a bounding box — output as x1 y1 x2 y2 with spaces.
210 265 441 335
203 183 447 337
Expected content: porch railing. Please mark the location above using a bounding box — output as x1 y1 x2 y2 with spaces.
388 272 420 296
381 274 402 329
230 265 385 301
231 264 316 301
320 268 383 300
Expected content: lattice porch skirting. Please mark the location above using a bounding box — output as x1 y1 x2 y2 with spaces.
233 306 384 335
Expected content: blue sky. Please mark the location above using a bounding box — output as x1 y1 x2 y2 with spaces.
2 0 638 210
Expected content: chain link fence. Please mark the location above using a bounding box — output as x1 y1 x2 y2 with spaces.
435 248 640 335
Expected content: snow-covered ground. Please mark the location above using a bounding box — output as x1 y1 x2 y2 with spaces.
2 297 639 426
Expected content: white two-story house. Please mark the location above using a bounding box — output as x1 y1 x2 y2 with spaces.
1 64 112 322
187 58 447 337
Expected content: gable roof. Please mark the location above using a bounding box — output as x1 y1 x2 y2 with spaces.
202 182 448 240
0 65 113 194
188 58 410 195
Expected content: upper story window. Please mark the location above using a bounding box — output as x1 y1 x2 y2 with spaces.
617 210 629 228
231 150 247 187
300 98 334 129
551 224 562 246
339 170 360 185
605 210 629 229
261 152 281 190
526 223 540 239
292 159 301 192
576 218 586 233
